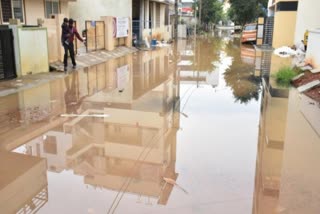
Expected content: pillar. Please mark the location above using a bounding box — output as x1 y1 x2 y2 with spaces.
145 0 149 30
140 0 145 39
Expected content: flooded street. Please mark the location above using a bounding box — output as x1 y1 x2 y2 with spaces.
1 31 319 214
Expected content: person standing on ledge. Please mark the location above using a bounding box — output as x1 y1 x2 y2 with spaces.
63 18 85 72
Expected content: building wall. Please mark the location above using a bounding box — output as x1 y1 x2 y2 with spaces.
24 0 45 25
272 11 297 48
0 0 69 25
142 3 172 41
306 29 320 68
294 0 320 44
60 1 70 17
69 0 132 32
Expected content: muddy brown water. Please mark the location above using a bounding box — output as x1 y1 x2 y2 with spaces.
0 32 319 214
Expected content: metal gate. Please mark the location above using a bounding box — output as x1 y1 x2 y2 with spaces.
132 20 152 47
0 28 16 80
85 21 105 52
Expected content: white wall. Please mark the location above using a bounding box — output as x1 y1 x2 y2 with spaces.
69 0 132 32
294 0 320 44
306 29 320 68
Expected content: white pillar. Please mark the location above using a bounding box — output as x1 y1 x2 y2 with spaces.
153 2 156 30
140 0 145 30
145 0 149 30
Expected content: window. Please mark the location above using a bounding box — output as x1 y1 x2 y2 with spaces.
0 0 24 23
245 25 257 31
45 0 59 18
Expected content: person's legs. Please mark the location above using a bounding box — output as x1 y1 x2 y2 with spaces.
69 43 76 67
63 44 69 70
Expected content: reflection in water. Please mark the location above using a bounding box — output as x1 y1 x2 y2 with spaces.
253 76 320 213
0 152 48 213
224 39 262 104
0 31 319 214
1 47 180 213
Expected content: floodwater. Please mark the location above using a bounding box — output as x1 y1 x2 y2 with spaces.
0 31 319 214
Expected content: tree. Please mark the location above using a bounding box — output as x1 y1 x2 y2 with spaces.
228 0 258 26
224 39 262 104
195 0 224 25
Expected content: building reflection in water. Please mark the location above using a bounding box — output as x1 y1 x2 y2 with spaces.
0 152 48 214
0 46 180 212
252 51 320 213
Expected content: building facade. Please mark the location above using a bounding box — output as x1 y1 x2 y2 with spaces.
0 0 73 25
132 0 173 42
68 0 132 32
268 0 299 48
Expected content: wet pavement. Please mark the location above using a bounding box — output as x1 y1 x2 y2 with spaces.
0 31 320 214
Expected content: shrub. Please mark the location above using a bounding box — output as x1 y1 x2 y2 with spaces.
275 66 297 86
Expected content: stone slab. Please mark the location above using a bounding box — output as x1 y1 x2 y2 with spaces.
296 62 306 67
310 68 320 74
292 73 305 81
297 80 320 93
300 65 313 71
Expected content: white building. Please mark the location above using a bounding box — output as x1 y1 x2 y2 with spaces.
69 0 132 32
132 0 174 41
294 0 320 44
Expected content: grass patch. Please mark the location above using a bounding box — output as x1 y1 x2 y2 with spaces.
275 66 298 87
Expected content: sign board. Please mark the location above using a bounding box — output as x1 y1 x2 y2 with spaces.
117 65 129 91
114 17 129 38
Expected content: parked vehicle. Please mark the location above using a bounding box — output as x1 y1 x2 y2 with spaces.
241 23 257 44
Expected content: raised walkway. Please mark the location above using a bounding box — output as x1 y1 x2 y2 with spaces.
0 46 138 97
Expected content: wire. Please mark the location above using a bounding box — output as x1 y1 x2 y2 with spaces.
106 130 164 213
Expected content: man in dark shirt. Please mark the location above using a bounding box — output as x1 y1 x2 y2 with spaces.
62 18 84 72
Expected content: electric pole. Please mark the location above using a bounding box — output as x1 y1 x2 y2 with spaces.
199 0 202 26
174 0 179 40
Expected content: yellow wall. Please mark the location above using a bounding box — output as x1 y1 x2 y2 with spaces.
273 11 297 48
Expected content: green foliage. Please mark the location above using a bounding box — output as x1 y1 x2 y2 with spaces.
275 67 297 86
195 0 224 25
228 0 260 26
257 0 268 8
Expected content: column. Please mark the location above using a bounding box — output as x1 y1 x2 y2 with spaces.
145 0 150 30
140 0 145 39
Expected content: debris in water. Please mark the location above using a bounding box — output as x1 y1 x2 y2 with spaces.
60 114 110 118
180 112 188 118
163 177 188 194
